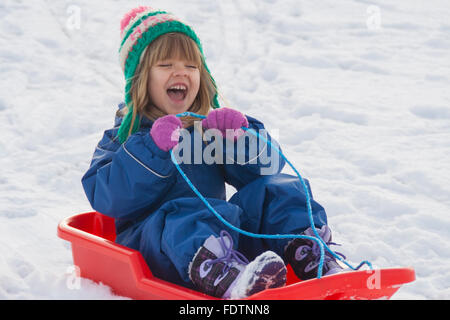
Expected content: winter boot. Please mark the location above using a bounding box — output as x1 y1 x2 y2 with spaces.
284 225 345 280
189 230 287 299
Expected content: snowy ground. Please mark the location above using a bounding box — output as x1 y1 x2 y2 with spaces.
0 0 449 299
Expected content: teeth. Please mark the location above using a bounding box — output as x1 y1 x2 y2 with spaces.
169 85 187 90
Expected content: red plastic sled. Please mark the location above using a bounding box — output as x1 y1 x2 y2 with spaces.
57 211 415 300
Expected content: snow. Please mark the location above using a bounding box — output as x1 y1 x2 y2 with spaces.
1 0 449 299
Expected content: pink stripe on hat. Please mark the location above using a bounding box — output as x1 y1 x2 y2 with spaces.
120 6 153 35
119 13 178 71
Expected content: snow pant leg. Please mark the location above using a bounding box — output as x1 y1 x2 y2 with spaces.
135 197 243 288
228 173 328 262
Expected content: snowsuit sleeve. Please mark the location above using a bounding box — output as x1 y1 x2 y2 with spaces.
223 116 286 190
81 127 176 221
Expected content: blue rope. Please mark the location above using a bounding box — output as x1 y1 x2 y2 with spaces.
171 112 372 279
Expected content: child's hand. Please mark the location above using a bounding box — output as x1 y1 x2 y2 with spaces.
202 108 249 140
150 115 182 152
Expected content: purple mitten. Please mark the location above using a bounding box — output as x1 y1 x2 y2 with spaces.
201 107 249 140
150 115 182 152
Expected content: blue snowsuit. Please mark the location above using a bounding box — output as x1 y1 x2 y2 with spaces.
82 104 328 289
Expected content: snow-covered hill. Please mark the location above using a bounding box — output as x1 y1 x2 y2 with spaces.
0 0 449 299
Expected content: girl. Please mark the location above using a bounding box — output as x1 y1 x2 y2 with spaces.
82 6 343 299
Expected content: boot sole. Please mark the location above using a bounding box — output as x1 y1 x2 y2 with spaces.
243 251 287 297
246 259 287 296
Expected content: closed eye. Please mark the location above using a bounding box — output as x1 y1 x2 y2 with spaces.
157 64 197 69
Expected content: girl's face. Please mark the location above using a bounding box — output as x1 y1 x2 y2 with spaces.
148 58 200 115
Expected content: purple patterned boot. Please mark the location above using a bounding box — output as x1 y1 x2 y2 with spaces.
188 230 287 299
284 225 345 280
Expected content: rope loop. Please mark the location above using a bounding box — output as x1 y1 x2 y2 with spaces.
171 112 373 278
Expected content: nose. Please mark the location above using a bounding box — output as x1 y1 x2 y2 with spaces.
172 63 188 77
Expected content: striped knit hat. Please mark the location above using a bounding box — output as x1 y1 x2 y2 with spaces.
117 6 220 143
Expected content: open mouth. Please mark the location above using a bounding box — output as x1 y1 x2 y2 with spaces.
167 84 187 102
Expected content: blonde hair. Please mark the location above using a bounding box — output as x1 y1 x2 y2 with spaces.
123 33 218 137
